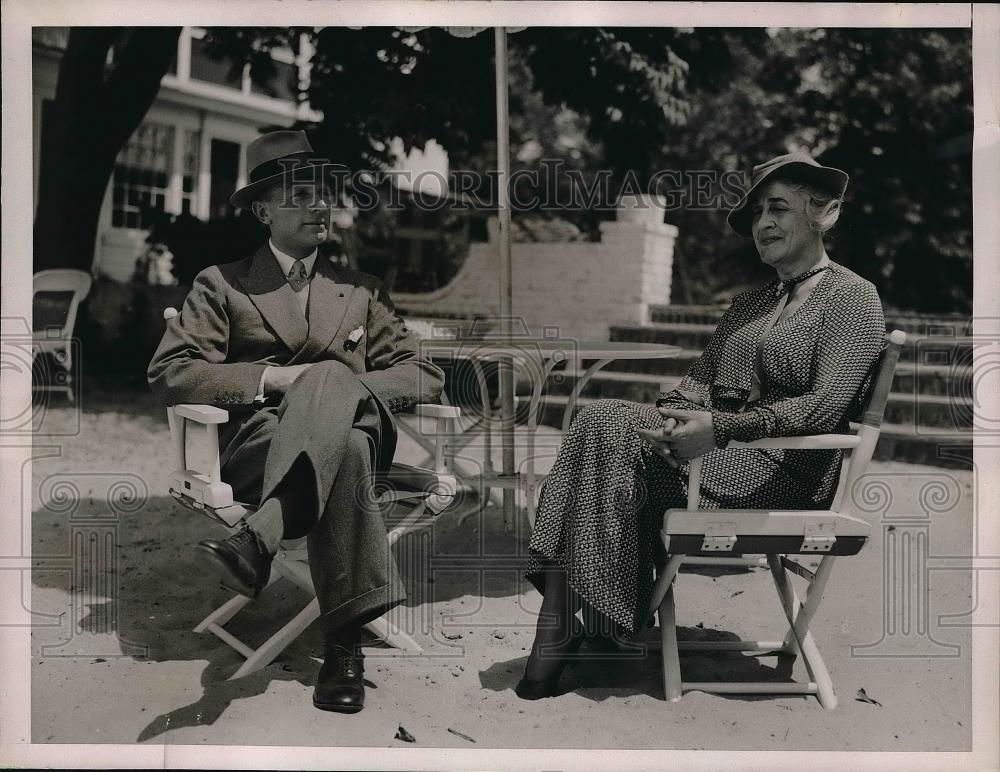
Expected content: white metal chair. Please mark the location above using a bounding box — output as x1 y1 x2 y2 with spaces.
649 330 906 709
32 269 93 402
161 307 462 679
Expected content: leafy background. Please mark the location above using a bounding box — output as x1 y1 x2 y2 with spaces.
224 26 974 312
38 26 973 315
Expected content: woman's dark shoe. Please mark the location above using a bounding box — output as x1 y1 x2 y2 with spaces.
313 645 365 713
194 524 273 598
514 629 585 700
514 671 563 700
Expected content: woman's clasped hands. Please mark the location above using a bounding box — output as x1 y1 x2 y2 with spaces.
646 408 718 469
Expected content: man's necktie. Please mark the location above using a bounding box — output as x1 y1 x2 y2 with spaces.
287 259 309 292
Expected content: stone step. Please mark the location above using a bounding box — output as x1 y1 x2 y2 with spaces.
611 322 719 351
515 394 972 469
882 393 975 430
879 316 973 336
526 370 974 430
599 355 970 399
435 344 976 413
609 323 975 364
648 304 972 336
890 362 972 398
648 304 726 325
869 424 972 469
601 339 974 394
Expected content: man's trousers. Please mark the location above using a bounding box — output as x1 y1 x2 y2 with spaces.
218 360 406 633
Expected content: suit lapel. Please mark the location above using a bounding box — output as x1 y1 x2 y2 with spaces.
299 256 355 361
238 243 308 355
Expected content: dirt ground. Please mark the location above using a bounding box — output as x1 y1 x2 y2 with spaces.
27 387 976 753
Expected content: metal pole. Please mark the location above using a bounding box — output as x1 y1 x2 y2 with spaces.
494 27 516 529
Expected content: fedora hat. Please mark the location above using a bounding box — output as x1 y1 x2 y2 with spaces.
727 152 849 236
230 130 335 209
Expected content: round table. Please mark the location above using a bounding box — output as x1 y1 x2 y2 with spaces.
413 337 683 527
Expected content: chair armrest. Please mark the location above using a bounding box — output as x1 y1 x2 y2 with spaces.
386 462 459 515
166 404 231 508
174 404 230 424
388 462 457 492
728 434 860 450
408 404 461 474
413 403 462 419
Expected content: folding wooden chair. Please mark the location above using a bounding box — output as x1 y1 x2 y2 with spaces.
648 330 906 709
32 269 93 402
161 307 461 679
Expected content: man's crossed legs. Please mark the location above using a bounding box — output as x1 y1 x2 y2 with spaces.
195 361 405 713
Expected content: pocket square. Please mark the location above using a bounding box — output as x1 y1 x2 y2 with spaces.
345 325 365 350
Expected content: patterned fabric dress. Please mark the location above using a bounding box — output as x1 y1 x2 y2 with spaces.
525 261 886 635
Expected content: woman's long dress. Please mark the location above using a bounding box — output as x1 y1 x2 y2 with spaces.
525 261 886 635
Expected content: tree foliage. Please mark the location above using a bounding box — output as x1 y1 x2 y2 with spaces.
204 26 698 175
38 25 972 313
34 27 181 273
653 28 973 312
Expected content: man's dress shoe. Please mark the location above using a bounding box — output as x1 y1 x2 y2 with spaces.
313 645 365 713
194 525 272 598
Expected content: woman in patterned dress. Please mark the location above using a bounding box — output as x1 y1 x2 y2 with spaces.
516 152 886 699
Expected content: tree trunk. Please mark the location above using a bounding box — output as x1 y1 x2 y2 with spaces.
33 27 181 273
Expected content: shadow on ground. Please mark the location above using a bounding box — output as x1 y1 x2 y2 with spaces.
30 485 544 742
479 625 799 705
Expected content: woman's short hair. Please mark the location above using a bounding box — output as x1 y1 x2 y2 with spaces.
784 180 843 234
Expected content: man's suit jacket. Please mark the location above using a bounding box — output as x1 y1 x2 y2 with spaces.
147 242 445 456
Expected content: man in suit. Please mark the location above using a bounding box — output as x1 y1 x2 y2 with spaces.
148 131 444 713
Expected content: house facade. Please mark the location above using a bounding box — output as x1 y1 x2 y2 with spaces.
32 27 320 282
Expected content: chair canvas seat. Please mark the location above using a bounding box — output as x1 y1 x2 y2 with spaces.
661 534 868 558
662 509 871 557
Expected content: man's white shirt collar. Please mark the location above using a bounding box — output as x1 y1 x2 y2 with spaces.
269 239 318 278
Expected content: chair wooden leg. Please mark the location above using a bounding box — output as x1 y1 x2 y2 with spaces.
781 555 836 652
272 555 315 594
790 557 838 710
659 582 683 702
648 554 685 622
785 610 837 709
767 554 838 709
193 487 450 676
767 554 802 656
364 614 423 654
193 592 255 634
386 501 429 546
230 598 321 679
195 569 281 634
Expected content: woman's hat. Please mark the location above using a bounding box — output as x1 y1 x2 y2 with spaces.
230 130 335 209
727 152 849 236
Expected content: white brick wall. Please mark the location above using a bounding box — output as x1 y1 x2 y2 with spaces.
394 206 678 342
